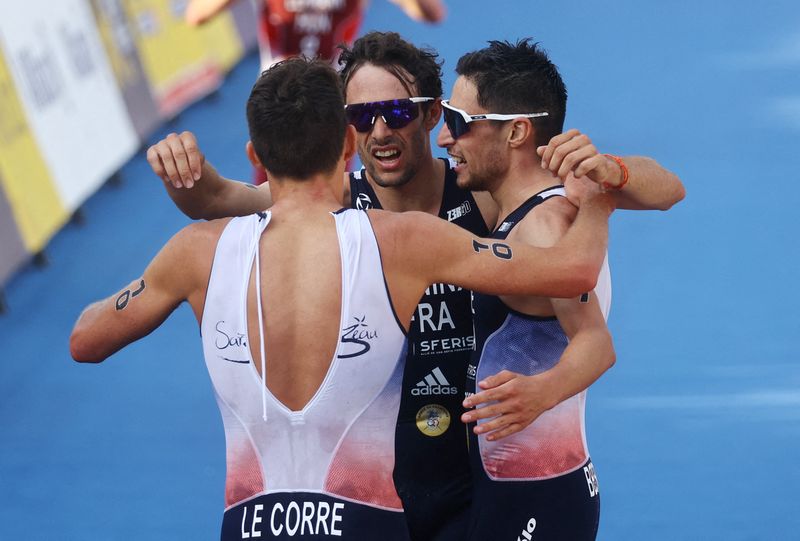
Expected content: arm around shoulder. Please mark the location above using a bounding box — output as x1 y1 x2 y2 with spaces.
381 194 612 302
170 163 273 220
147 131 273 220
614 155 685 211
536 129 684 212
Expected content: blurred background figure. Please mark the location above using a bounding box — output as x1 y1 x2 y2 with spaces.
184 0 446 183
186 0 445 68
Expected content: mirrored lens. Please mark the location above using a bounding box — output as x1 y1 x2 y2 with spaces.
345 103 377 132
382 101 419 129
345 99 421 132
443 107 469 139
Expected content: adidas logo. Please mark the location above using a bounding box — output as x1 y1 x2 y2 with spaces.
411 367 459 396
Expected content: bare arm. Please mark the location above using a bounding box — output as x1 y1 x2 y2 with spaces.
610 155 685 211
69 222 219 362
427 191 612 298
185 0 237 25
388 0 446 22
147 132 273 220
372 190 613 328
537 129 685 211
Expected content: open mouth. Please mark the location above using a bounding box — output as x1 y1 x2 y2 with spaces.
449 153 466 166
373 148 401 163
370 145 404 172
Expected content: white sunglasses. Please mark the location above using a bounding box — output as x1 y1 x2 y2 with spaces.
441 100 549 139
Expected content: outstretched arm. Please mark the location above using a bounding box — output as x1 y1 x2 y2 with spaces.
388 0 446 22
69 223 218 363
373 189 613 328
537 129 685 211
147 132 273 220
430 190 613 298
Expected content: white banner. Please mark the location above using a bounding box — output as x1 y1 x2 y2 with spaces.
0 0 138 212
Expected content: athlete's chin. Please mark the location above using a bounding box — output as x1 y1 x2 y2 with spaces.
373 176 412 189
367 166 414 189
455 170 482 192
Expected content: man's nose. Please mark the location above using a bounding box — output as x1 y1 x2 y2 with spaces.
436 122 454 148
371 113 393 138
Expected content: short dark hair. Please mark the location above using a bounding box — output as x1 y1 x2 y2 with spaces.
246 57 346 179
338 31 443 100
455 39 567 147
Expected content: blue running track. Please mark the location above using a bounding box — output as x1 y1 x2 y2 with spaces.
1 1 799 539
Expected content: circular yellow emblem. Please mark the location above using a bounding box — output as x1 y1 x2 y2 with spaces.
415 404 451 437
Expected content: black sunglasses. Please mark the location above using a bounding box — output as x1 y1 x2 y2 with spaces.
344 97 435 132
441 100 549 140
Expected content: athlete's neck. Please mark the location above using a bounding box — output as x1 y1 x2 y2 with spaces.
367 156 445 215
269 170 344 214
491 153 562 221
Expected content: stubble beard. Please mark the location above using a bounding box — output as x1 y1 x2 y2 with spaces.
360 128 428 189
456 161 502 193
456 143 508 194
365 160 417 188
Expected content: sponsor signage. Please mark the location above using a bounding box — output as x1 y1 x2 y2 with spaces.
121 0 243 117
0 39 65 253
90 0 161 138
0 0 138 211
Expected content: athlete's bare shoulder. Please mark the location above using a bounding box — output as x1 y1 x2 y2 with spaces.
512 195 576 248
180 216 232 243
169 218 232 275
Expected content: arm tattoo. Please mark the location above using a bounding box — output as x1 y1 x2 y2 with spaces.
115 279 146 311
472 239 513 260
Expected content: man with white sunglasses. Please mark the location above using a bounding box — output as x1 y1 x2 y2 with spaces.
435 39 659 540
147 32 683 540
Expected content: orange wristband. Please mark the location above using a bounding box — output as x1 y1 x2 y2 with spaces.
602 154 629 191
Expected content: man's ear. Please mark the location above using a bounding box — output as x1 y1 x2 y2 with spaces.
246 141 263 168
343 125 357 162
423 99 443 131
507 118 533 149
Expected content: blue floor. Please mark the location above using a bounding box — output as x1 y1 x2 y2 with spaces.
2 1 799 539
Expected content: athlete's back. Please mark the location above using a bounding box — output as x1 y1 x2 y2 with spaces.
244 207 350 410
203 207 410 539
